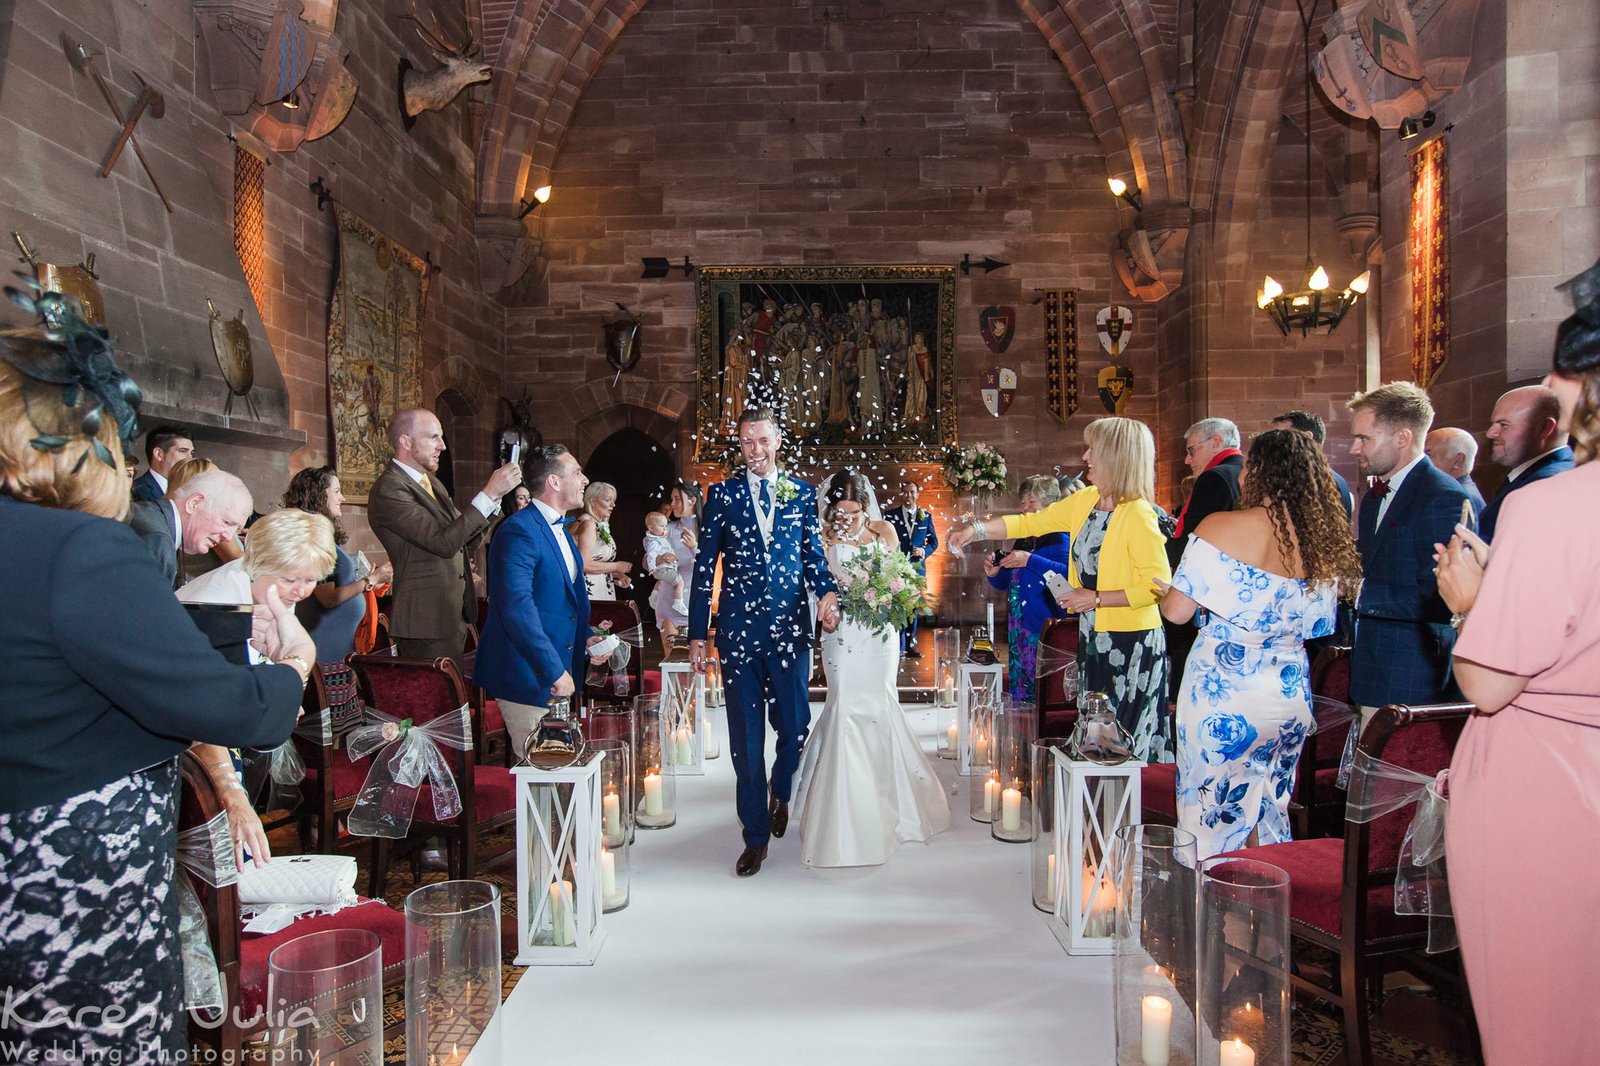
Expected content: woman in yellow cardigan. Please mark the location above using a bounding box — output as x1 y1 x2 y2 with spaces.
951 417 1173 761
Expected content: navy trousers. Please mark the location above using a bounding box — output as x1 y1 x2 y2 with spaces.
721 643 812 849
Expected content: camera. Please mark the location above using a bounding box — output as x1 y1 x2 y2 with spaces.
989 549 1011 566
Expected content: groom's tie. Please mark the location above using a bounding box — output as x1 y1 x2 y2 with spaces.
758 478 772 519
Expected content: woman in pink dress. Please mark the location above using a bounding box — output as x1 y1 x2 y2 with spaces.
1437 265 1600 1065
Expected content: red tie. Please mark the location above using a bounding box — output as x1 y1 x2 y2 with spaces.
1369 478 1390 500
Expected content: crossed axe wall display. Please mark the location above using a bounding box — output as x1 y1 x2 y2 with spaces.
63 34 173 213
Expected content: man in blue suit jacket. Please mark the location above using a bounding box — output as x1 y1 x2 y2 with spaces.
883 479 937 656
689 408 840 877
1272 410 1354 516
1346 383 1468 712
130 424 193 503
474 445 594 758
1478 385 1575 542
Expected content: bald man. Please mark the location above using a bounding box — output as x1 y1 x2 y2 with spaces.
1478 385 1574 542
1424 427 1486 516
368 408 523 660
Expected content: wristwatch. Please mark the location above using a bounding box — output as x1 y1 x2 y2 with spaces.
1094 592 1102 609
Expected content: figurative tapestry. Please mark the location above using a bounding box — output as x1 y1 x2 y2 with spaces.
1409 137 1450 386
694 265 957 464
1043 289 1078 423
327 207 428 502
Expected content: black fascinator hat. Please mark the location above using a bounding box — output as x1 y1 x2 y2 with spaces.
2 276 141 472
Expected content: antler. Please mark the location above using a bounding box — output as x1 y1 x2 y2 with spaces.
401 2 475 58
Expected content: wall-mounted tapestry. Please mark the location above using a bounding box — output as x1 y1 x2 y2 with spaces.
694 264 958 464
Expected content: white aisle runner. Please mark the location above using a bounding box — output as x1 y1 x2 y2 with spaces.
491 705 1114 1065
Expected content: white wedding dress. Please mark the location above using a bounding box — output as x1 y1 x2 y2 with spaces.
794 540 952 867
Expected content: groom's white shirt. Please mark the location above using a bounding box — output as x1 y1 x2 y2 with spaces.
747 468 779 547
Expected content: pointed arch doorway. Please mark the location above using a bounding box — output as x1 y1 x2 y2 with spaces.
584 426 678 613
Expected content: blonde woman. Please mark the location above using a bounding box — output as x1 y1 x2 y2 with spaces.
571 481 632 601
951 417 1174 761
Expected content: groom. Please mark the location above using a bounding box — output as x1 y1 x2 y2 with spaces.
689 407 841 877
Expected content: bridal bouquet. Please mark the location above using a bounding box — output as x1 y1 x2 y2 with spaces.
834 545 927 637
942 442 1008 495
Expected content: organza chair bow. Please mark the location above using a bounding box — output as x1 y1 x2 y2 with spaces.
174 810 239 1015
1344 749 1455 953
345 705 474 838
585 621 644 694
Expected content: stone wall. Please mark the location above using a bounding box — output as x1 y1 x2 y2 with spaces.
0 0 507 556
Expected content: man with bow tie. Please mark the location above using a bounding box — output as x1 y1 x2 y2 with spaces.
474 444 594 757
369 408 522 662
883 480 937 657
1346 383 1469 718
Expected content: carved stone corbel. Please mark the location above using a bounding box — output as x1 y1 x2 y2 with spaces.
1111 205 1192 303
1314 0 1481 130
474 214 542 294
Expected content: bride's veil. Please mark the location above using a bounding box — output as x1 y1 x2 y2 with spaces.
817 469 883 522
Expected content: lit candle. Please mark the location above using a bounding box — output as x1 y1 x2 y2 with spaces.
1140 995 1172 1066
643 771 663 816
973 732 990 767
1046 853 1058 903
549 881 576 947
704 718 721 758
945 723 958 751
602 791 622 841
940 679 956 706
983 776 1001 814
1000 786 1022 831
674 727 694 765
1219 1039 1256 1066
600 848 617 897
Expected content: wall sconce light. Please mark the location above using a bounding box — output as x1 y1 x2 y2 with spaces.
1107 177 1143 210
640 256 694 279
279 90 301 110
1398 111 1435 140
516 184 553 219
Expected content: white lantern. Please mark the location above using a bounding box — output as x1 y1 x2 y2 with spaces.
957 661 1004 776
1049 748 1142 956
657 659 707 776
513 753 609 965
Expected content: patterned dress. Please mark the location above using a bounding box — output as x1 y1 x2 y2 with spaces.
1171 538 1336 858
1073 510 1172 761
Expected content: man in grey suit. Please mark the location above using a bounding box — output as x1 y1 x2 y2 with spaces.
127 468 253 588
368 408 522 661
1424 426 1487 516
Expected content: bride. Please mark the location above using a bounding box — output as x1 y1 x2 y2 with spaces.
795 472 951 867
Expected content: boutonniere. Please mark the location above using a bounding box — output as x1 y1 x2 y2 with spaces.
774 478 799 507
596 522 613 547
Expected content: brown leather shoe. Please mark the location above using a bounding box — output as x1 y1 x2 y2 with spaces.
735 845 768 877
769 796 789 838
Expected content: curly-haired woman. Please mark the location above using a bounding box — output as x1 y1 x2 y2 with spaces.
1157 429 1362 858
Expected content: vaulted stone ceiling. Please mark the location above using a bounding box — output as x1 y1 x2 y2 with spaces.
464 0 1369 260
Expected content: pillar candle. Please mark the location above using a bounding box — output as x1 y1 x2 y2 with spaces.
987 601 995 637
945 723 958 750
643 772 663 816
704 717 721 759
674 727 694 765
1219 1039 1255 1066
549 881 576 947
1000 787 1022 832
973 733 990 767
602 791 622 841
600 848 617 897
1140 995 1172 1066
1046 853 1058 903
983 776 1001 814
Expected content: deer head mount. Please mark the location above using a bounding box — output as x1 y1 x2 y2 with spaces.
397 4 490 127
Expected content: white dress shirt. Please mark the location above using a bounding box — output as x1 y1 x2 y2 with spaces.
532 498 579 582
150 469 168 495
1375 452 1425 529
393 459 499 519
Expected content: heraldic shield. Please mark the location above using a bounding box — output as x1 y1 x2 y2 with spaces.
979 305 1016 354
605 317 642 374
1097 365 1133 414
981 366 1016 416
1096 305 1132 357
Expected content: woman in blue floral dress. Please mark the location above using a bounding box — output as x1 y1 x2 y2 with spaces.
1158 430 1362 858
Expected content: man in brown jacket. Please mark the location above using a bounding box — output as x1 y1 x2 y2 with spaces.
368 408 522 660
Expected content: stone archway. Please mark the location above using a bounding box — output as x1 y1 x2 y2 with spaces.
434 387 480 500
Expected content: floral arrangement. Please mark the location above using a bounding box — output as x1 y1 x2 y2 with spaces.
942 442 1008 496
773 477 799 506
834 544 928 637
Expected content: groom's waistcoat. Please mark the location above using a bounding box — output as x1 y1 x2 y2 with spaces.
688 475 835 660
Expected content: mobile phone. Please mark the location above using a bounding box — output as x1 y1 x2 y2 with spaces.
1043 571 1071 600
1459 498 1475 532
990 549 1011 566
509 442 522 467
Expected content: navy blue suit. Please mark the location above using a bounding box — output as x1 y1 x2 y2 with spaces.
1478 446 1575 542
1455 474 1486 518
474 506 589 708
1350 456 1467 708
1331 468 1354 517
130 469 163 504
689 474 836 848
883 505 937 650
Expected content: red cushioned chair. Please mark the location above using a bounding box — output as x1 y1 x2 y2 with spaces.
1033 617 1080 738
585 600 646 707
348 654 517 898
1140 759 1179 827
1219 701 1473 1066
1297 643 1356 838
178 752 408 1059
293 665 373 856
